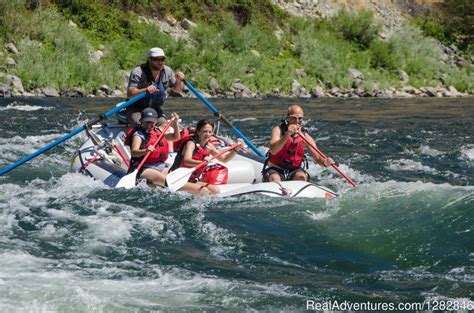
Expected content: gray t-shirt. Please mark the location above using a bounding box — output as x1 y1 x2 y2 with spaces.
128 64 176 91
127 64 177 112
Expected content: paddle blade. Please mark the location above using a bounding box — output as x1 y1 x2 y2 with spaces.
115 171 138 189
166 167 195 192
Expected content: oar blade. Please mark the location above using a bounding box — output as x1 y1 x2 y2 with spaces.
166 167 194 192
115 171 138 189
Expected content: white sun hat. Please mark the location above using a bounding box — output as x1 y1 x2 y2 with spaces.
148 47 166 58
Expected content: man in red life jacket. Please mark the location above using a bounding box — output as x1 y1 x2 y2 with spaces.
263 104 335 182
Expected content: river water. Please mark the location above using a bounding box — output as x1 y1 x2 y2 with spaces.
0 97 472 312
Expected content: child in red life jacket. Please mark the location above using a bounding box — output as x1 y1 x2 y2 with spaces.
263 104 335 182
129 108 180 187
170 119 244 195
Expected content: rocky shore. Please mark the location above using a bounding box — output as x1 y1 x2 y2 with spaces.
1 66 471 100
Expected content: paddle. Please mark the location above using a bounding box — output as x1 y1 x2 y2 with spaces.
296 131 357 187
166 143 240 192
183 80 266 159
115 117 175 189
0 93 146 176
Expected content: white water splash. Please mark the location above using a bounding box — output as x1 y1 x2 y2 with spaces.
419 145 444 157
459 145 474 162
0 102 54 111
386 159 437 173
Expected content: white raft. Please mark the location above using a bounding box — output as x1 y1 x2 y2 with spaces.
70 122 337 198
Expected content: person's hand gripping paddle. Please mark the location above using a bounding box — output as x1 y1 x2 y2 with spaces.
166 144 240 192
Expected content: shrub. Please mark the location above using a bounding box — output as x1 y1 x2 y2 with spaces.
12 8 121 92
329 9 382 49
369 40 398 70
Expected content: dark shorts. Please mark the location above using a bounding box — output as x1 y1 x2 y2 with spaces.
262 166 309 182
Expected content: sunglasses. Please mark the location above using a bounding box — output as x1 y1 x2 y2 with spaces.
289 115 304 121
150 57 165 62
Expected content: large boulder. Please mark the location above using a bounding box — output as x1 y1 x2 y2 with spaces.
6 57 16 67
291 80 301 97
231 79 252 98
5 43 18 54
420 86 438 97
311 86 325 98
62 87 86 97
41 87 60 97
7 74 24 93
181 18 197 30
398 70 409 83
349 68 364 88
448 85 460 97
0 83 11 97
208 78 219 93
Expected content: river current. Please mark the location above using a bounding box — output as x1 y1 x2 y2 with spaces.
0 97 472 311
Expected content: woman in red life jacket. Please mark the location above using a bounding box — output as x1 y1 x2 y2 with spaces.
263 104 335 182
130 108 180 187
170 119 244 195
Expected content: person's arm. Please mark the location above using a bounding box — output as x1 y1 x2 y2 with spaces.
130 134 155 157
127 68 157 99
304 133 334 167
164 112 181 141
209 139 243 163
171 71 185 93
182 141 202 167
269 125 294 154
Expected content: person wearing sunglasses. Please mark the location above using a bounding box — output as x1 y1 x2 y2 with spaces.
262 104 335 182
125 47 185 127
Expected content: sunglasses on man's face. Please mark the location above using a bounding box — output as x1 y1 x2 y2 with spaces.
151 57 165 62
289 115 304 121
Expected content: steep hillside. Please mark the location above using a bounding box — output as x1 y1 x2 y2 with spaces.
0 0 472 98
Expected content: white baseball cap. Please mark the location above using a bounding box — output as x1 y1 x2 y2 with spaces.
148 47 165 58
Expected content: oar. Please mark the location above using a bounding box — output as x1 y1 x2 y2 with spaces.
297 131 357 187
0 93 146 176
184 80 266 159
115 117 175 189
166 143 240 192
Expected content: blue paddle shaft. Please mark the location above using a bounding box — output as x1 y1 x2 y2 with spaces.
184 80 265 158
0 93 146 176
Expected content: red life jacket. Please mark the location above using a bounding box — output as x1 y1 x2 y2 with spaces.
268 126 306 170
171 135 211 181
128 128 169 168
173 128 222 151
173 127 191 151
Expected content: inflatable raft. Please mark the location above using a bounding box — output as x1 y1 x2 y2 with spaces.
70 121 337 198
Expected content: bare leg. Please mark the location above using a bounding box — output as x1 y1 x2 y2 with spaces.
291 171 309 181
178 182 212 196
140 168 167 187
267 173 282 182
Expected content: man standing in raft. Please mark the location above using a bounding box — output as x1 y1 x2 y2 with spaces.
263 104 335 182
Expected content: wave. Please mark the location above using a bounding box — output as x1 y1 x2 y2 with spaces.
0 102 54 111
386 159 437 173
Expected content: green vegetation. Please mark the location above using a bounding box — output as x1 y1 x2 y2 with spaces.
413 0 473 53
0 0 472 94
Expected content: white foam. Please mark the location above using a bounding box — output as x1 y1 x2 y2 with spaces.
0 133 67 163
419 145 444 157
459 145 474 161
0 102 54 111
0 251 300 311
231 117 257 122
386 159 437 173
305 210 331 220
